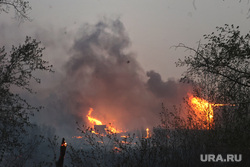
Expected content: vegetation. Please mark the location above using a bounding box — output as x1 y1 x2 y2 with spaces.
0 1 54 165
176 24 250 104
65 24 250 167
0 0 31 21
175 24 250 165
0 0 249 166
0 37 53 161
176 24 250 138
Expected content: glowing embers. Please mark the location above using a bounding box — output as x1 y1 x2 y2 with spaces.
188 95 214 129
72 136 83 139
61 140 67 147
86 108 123 134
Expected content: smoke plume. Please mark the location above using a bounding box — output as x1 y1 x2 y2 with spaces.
32 18 190 135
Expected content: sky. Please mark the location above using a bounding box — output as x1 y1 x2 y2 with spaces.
1 0 250 136
2 0 250 80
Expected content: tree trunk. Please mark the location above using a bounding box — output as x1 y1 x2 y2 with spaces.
56 138 67 167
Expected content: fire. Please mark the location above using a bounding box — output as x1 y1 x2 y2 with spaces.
113 146 122 153
86 108 122 134
188 95 233 129
87 108 103 125
121 140 128 144
61 141 67 147
72 136 83 139
106 123 121 133
188 95 214 129
146 128 150 138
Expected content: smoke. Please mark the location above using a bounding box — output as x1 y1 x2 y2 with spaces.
146 70 190 104
31 18 191 135
59 18 159 131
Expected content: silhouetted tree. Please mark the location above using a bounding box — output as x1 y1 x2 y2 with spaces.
176 24 250 104
0 36 53 162
0 0 53 163
176 24 250 154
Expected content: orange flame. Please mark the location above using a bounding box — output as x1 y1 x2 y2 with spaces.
86 108 122 134
72 136 83 139
87 108 103 125
189 95 214 129
113 146 122 153
61 142 67 147
106 123 121 134
146 128 150 138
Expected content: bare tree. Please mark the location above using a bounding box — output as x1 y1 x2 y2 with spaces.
176 24 250 105
0 0 31 21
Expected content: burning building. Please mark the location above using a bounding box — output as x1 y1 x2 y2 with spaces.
86 108 123 134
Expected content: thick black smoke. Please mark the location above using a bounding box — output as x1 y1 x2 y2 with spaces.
32 18 190 135
146 70 190 104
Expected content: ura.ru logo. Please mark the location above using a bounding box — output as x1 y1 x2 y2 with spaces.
200 154 242 162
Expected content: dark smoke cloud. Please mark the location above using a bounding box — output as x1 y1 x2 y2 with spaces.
147 71 177 98
30 18 191 136
146 70 191 104
59 18 159 131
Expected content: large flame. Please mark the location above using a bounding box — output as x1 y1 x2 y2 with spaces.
188 95 214 129
86 108 122 134
87 108 103 125
188 95 231 129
